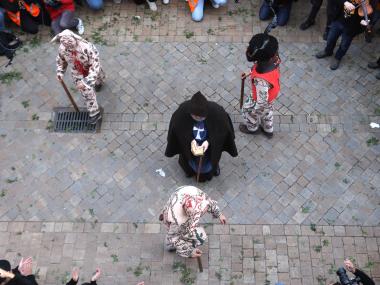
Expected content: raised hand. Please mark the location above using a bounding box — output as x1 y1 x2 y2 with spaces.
71 268 79 282
91 268 101 282
19 257 33 276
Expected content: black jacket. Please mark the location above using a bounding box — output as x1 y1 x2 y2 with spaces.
165 100 238 172
354 269 375 285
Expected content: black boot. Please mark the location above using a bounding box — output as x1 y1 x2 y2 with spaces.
88 112 102 125
300 19 315 30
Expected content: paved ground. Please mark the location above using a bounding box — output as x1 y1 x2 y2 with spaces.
0 0 380 284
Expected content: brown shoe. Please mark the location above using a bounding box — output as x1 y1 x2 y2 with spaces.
239 123 259 135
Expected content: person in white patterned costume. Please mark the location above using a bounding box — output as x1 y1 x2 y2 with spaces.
160 186 227 258
51 29 105 124
239 33 281 139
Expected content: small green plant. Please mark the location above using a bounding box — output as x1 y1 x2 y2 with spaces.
173 261 196 285
342 178 349 184
310 223 317 232
215 269 222 280
361 228 368 235
46 120 54 131
32 114 39 120
313 245 322 253
184 30 194 39
207 28 215 35
328 264 337 275
316 275 326 285
0 71 23 85
301 205 311 213
21 100 30 108
218 16 222 21
322 239 329 246
91 31 107 45
364 261 374 270
133 263 144 277
6 177 17 183
374 107 380 115
0 189 6 197
334 162 341 170
88 208 95 217
366 137 379 146
132 16 141 25
111 254 119 263
29 37 41 48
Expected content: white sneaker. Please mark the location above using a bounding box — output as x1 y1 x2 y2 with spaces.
211 1 219 8
146 0 157 10
162 0 169 4
76 18 85 35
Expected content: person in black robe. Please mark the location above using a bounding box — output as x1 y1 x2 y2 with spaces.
165 91 238 182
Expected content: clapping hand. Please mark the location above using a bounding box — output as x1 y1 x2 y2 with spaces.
18 257 33 276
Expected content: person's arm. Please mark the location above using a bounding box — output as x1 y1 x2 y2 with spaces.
83 44 101 88
206 197 221 218
354 269 375 285
0 268 36 285
56 49 68 80
66 279 78 285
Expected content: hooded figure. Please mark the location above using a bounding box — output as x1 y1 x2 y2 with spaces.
160 186 227 258
51 29 105 124
165 91 238 182
240 33 281 138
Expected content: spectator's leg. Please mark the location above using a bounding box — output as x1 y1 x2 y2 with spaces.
300 0 322 29
259 1 273 21
19 10 39 34
334 30 353 61
324 21 343 55
59 10 79 31
86 0 104 10
212 0 227 7
0 8 5 31
51 15 63 35
276 0 292 26
192 0 205 22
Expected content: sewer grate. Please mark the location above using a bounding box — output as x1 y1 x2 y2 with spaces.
52 107 102 133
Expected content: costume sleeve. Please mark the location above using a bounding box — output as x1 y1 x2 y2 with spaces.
56 50 68 78
165 111 179 157
354 269 375 285
174 238 195 258
206 198 221 218
83 43 101 88
66 278 78 285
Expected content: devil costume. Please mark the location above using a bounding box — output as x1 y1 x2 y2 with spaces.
51 29 105 123
160 186 222 258
165 92 237 182
240 33 281 138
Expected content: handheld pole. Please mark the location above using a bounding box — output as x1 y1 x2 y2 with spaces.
240 72 248 109
197 256 203 272
60 80 79 112
196 155 203 183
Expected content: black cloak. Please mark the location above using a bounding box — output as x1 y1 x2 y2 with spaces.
165 99 238 175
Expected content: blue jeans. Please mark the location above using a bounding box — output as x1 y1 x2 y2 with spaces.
0 8 5 31
259 0 293 26
86 0 103 10
192 0 227 22
325 20 354 60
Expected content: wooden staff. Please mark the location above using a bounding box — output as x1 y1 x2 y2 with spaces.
60 79 79 112
240 72 250 109
196 155 203 183
197 256 203 272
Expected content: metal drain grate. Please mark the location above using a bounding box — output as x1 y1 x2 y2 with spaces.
52 107 102 133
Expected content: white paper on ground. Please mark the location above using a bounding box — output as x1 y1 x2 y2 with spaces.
370 122 379 128
155 168 166 177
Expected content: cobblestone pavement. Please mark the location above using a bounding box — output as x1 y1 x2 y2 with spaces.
1 222 380 285
0 1 380 284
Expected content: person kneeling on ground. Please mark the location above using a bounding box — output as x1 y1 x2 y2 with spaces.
329 259 375 285
44 0 84 35
188 0 228 22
